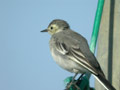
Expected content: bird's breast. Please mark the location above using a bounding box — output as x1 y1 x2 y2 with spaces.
49 44 87 73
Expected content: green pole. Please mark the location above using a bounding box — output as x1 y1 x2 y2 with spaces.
64 0 105 89
86 0 105 79
90 0 105 53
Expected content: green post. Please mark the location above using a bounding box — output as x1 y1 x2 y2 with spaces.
90 0 104 53
86 0 105 79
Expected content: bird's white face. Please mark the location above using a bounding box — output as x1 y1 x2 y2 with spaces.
47 24 60 35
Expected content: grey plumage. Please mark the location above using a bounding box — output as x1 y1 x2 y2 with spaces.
41 19 115 90
50 30 104 76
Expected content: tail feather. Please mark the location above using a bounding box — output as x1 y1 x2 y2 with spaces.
94 75 116 90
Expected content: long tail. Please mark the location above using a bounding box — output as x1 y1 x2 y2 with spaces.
94 74 116 90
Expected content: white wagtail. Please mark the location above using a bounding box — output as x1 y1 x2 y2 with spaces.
41 19 115 90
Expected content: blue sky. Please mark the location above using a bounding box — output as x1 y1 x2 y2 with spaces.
0 0 98 90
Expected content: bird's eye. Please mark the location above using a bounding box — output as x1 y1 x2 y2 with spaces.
50 27 53 30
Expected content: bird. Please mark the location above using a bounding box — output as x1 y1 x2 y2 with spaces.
41 19 115 90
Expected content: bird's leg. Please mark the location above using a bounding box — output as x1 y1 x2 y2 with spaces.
77 74 84 81
72 73 78 82
72 74 84 90
66 73 80 90
66 74 84 90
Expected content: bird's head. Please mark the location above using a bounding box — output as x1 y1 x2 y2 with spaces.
41 19 70 35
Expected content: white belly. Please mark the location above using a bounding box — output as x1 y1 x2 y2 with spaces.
50 48 88 73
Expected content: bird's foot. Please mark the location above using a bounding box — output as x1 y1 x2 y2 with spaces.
65 80 80 90
65 73 84 90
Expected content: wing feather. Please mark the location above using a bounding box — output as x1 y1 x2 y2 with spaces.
55 40 98 75
55 41 68 55
70 48 98 75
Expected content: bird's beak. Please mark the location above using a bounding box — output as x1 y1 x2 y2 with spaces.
41 29 48 32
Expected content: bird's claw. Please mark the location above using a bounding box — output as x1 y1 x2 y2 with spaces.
65 81 81 90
